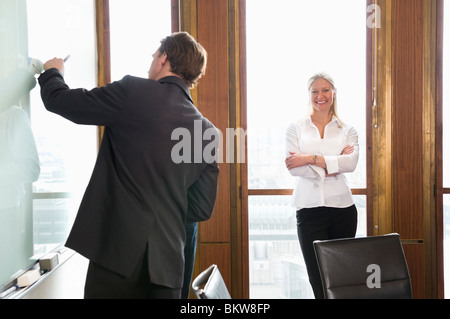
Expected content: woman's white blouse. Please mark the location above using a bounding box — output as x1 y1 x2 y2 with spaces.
286 116 359 210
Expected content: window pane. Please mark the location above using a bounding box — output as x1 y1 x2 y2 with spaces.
444 195 450 299
247 0 367 190
109 0 171 81
445 195 450 298
354 195 368 238
27 0 98 256
246 0 367 299
248 195 366 299
249 195 313 299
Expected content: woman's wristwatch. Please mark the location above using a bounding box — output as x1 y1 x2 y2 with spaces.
313 155 318 165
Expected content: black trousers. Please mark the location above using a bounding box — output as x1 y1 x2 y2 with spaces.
296 205 358 299
84 249 181 299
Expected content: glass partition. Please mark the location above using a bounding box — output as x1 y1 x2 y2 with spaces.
0 0 97 291
0 0 36 290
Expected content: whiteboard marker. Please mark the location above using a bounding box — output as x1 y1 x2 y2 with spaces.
0 285 18 298
64 55 71 62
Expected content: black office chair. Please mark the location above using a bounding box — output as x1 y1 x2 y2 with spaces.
192 264 231 299
313 233 413 299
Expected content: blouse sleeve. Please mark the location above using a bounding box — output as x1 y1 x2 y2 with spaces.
285 123 323 179
324 126 359 175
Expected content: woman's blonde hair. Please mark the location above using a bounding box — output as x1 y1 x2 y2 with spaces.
307 73 342 123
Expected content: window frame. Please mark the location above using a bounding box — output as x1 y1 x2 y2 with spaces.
243 0 374 229
241 0 374 298
436 0 445 300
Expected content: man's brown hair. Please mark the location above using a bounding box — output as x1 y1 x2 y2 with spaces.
159 32 207 89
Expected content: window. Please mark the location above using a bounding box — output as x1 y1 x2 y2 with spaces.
246 0 368 299
109 0 172 81
0 0 97 290
27 0 98 256
443 0 450 299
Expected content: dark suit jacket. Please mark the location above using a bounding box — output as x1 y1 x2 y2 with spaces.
38 69 219 289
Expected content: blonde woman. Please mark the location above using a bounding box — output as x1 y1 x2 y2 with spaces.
285 73 359 299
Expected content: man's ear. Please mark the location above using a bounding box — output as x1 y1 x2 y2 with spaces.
161 52 169 65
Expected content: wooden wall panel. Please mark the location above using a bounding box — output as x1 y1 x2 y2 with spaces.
388 0 440 298
392 0 424 239
435 0 445 299
403 244 425 299
373 0 394 236
199 244 232 291
196 0 231 244
376 0 440 298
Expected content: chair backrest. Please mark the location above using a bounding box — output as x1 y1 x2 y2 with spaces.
313 233 413 299
192 264 231 299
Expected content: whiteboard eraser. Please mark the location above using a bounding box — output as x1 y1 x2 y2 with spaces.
17 269 40 288
39 253 59 271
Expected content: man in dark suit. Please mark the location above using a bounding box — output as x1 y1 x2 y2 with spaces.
38 32 219 299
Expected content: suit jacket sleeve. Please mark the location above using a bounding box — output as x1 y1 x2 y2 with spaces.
186 162 219 223
38 68 127 126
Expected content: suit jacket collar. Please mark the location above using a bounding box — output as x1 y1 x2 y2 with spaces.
158 76 193 103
